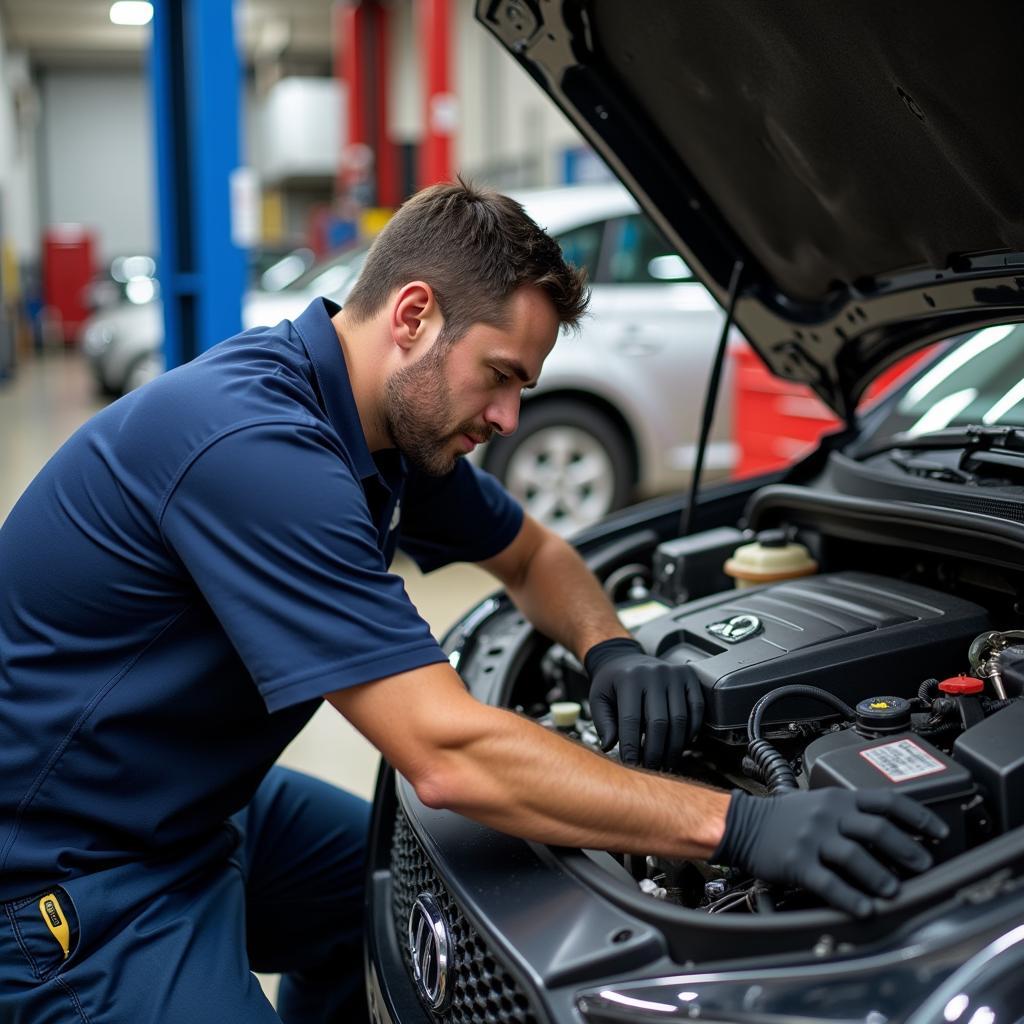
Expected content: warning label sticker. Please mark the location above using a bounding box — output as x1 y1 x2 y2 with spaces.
618 601 670 629
859 739 946 782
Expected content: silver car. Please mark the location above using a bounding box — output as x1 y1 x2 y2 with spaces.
81 183 735 534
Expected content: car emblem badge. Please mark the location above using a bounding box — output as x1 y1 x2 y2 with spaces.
707 613 763 643
408 893 453 1012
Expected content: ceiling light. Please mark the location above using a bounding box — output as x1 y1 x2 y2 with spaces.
109 2 153 27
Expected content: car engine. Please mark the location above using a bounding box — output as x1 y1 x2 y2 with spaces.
496 527 1024 916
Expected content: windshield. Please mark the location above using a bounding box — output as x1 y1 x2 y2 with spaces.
870 323 1024 438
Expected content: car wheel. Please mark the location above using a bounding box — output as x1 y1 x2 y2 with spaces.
122 352 163 394
484 400 634 535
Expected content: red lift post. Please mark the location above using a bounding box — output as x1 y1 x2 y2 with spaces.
419 0 454 188
335 1 399 211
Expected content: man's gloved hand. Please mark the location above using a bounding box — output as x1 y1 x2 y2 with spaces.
712 787 949 917
585 637 704 770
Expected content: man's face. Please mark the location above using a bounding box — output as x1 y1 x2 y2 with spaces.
382 286 559 476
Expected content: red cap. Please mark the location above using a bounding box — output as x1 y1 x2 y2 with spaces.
938 675 984 695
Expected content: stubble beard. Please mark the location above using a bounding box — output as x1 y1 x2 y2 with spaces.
382 345 483 476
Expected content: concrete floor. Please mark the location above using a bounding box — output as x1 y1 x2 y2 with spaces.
0 348 503 1004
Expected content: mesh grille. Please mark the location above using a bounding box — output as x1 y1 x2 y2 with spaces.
390 805 539 1024
934 491 1024 524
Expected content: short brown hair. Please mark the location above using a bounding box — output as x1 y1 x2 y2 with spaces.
343 178 589 346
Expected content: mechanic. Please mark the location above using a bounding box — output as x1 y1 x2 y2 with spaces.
0 181 946 1024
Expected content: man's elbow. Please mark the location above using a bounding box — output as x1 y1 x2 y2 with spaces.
412 771 451 811
405 722 496 812
409 759 467 811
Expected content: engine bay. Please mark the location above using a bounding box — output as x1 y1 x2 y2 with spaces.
466 504 1024 918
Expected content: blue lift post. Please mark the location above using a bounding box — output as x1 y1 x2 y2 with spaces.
150 0 246 368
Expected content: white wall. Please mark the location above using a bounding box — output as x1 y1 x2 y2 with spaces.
452 0 585 188
389 0 422 145
383 0 588 190
41 70 154 261
0 14 40 262
255 76 342 182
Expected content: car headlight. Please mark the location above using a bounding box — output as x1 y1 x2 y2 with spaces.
576 919 1024 1023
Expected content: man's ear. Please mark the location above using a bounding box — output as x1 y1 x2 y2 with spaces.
390 282 438 352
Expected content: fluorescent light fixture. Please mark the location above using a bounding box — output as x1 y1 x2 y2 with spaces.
110 2 153 27
907 388 978 436
900 324 1013 409
126 277 156 305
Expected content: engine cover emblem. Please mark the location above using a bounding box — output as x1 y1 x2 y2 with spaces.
707 613 763 643
408 892 453 1012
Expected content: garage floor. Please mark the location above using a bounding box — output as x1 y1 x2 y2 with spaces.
1 348 502 1003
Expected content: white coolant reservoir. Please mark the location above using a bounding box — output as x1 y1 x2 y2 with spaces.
723 529 817 588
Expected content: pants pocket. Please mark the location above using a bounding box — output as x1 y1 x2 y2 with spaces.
5 886 80 981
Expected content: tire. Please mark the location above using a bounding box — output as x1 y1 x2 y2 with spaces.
484 400 634 535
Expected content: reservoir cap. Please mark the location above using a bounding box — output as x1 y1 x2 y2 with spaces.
855 696 912 736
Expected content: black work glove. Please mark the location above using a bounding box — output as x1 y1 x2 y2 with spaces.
712 787 949 917
585 637 704 769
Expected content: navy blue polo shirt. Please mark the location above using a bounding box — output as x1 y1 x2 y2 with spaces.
0 298 522 898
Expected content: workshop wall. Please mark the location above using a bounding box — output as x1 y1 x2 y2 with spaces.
453 0 584 188
41 69 154 262
388 0 422 150
0 16 39 262
383 0 588 191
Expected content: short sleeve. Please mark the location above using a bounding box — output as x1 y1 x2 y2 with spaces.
160 421 448 712
398 460 524 573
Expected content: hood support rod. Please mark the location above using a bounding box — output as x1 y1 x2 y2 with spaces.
680 259 745 537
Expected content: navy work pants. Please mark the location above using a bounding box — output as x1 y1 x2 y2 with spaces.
0 767 370 1023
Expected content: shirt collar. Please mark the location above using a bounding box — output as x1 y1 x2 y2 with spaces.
292 297 379 481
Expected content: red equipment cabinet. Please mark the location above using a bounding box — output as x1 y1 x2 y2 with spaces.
43 225 96 346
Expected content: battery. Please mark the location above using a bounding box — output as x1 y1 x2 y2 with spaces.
807 732 974 859
953 701 1024 833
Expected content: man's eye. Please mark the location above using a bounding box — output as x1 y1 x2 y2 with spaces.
493 368 509 386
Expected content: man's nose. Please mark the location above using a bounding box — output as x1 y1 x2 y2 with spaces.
485 392 520 436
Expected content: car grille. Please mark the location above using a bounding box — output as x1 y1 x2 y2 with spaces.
390 804 539 1024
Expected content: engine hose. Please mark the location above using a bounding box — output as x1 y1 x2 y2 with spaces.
747 685 857 743
918 678 939 706
916 719 961 741
745 738 798 793
743 685 856 795
982 695 1024 715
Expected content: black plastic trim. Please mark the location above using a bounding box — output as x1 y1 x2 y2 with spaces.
548 821 1024 967
390 776 677 1019
831 450 1024 523
747 484 1024 570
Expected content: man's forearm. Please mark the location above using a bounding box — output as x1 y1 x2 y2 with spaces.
504 530 630 659
331 668 729 859
424 704 729 858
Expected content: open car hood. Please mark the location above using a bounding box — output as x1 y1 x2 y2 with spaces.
476 0 1024 420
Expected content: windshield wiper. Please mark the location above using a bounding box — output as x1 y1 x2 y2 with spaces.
862 424 1024 459
865 425 1024 484
886 452 972 483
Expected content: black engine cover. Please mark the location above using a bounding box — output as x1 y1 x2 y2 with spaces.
632 572 991 736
